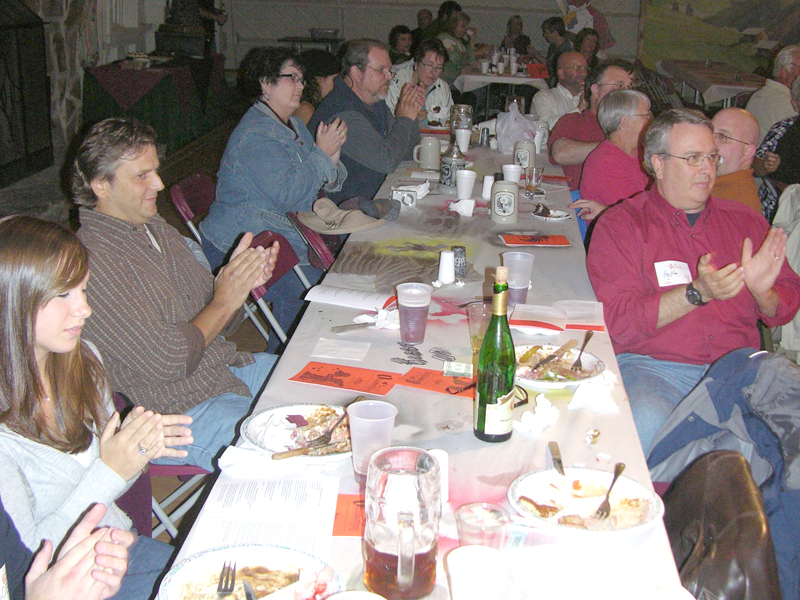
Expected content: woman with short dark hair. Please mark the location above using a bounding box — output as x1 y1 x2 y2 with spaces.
200 47 348 339
386 38 453 125
388 24 413 65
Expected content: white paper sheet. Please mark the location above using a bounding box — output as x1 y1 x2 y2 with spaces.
305 285 395 311
185 476 339 560
311 337 371 360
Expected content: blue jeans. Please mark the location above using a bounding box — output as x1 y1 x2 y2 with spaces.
617 353 708 454
113 534 174 600
200 234 323 353
152 352 277 471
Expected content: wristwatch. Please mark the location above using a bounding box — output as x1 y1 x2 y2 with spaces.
686 282 707 306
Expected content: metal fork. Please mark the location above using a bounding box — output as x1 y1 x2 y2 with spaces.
306 407 354 448
594 462 625 519
571 330 594 371
217 560 236 596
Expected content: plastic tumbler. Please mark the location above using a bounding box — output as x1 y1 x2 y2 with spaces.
396 282 434 344
455 169 477 200
347 400 398 484
455 502 509 549
502 252 534 306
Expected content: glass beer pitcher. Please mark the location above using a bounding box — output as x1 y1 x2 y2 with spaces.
363 447 441 600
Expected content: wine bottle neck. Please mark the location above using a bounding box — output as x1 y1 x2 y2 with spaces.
492 285 508 316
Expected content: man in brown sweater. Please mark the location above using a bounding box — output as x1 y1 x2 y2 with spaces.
71 117 279 471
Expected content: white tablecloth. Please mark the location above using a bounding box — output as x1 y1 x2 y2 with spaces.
175 147 686 598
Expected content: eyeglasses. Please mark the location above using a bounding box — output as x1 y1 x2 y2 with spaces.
597 81 635 90
277 73 305 86
713 132 750 145
565 65 588 73
630 111 653 119
365 64 393 79
419 61 444 73
661 152 723 167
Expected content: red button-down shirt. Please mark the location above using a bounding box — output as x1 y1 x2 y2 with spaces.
588 188 800 364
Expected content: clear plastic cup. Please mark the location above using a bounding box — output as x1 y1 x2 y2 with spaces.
502 252 534 289
396 283 434 344
466 301 491 355
347 400 398 484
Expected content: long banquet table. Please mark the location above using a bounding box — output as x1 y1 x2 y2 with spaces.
175 144 689 598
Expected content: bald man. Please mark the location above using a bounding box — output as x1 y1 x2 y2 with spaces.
710 108 761 214
532 52 588 129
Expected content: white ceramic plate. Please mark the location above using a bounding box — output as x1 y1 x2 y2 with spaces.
240 404 350 460
531 209 570 221
158 544 344 600
515 344 605 390
508 467 664 535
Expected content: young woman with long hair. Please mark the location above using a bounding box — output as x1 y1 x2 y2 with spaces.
0 215 193 600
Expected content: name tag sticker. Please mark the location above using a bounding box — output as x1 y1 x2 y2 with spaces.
654 260 692 287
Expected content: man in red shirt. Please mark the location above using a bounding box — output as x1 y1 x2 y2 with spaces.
548 59 635 190
587 109 800 452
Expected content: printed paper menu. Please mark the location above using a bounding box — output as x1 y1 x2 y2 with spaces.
290 362 401 395
509 301 605 334
304 285 396 311
499 234 571 247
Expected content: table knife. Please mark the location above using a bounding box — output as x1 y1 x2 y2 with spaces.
529 339 578 371
330 322 371 333
548 441 565 476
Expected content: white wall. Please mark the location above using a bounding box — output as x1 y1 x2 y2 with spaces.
206 0 642 68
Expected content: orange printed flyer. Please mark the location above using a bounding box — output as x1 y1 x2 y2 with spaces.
499 234 571 247
332 494 366 537
290 362 401 396
399 368 475 398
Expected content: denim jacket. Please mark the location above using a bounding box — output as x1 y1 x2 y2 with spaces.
200 101 346 264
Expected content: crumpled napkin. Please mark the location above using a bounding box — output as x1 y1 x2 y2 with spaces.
567 370 620 414
395 179 430 200
353 308 400 329
448 199 475 216
513 394 559 434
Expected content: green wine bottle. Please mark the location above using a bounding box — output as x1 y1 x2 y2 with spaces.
474 266 515 442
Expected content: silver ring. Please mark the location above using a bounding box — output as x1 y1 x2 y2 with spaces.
137 444 147 455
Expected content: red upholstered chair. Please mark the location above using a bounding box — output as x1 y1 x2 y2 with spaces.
168 172 272 344
248 230 312 344
286 211 339 270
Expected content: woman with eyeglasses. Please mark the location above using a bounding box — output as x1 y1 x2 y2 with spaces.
386 38 453 126
199 47 348 344
571 90 653 222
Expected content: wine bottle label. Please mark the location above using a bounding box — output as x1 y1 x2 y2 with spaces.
475 389 514 435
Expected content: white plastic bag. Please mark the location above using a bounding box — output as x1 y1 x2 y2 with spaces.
496 104 537 155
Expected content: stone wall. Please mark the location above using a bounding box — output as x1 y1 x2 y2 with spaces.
22 0 96 147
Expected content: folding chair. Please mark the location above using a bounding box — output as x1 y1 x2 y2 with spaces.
286 211 340 270
149 463 211 539
169 173 271 344
249 230 312 344
111 393 211 539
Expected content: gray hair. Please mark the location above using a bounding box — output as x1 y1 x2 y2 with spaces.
597 90 651 137
773 45 800 78
341 39 387 76
643 109 713 175
792 76 800 104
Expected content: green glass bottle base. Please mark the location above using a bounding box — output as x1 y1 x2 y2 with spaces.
473 428 511 443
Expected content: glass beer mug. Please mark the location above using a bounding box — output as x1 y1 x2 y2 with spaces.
363 447 441 600
450 104 473 133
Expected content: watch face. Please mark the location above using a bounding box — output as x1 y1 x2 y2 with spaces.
686 284 704 306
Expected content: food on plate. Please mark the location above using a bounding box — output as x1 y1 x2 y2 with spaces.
428 120 442 127
285 407 350 456
518 495 560 518
532 203 551 217
570 479 607 498
557 514 587 529
515 345 601 383
180 565 336 600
